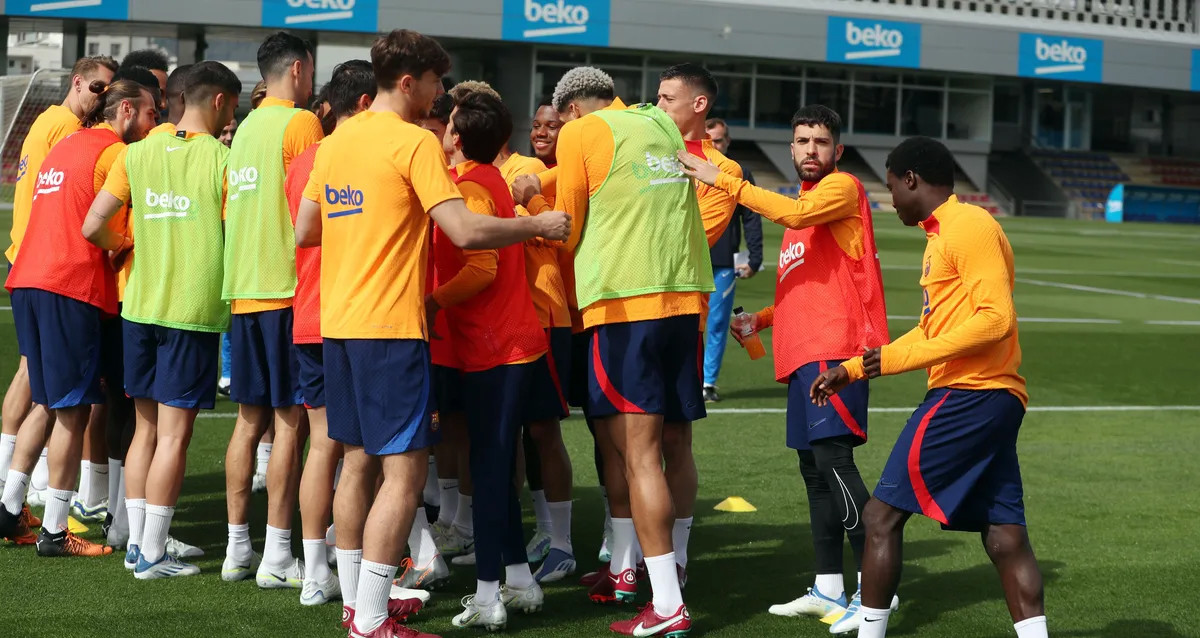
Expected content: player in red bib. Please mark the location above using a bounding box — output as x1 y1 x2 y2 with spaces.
433 91 552 631
0 79 159 556
679 105 890 628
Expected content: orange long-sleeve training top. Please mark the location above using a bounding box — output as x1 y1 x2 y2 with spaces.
842 196 1028 406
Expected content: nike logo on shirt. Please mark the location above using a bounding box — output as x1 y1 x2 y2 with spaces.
166 146 183 152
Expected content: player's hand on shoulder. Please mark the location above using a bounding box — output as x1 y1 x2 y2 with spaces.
810 365 850 406
676 150 720 186
863 346 882 379
534 211 571 242
512 174 542 207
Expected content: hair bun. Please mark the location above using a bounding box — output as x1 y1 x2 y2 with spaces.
88 79 108 95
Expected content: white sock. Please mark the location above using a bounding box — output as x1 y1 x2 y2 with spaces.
505 562 534 589
336 548 363 607
326 523 336 547
531 489 551 532
127 499 147 547
475 579 500 604
422 456 439 506
437 479 458 526
332 458 343 491
255 443 272 476
1014 616 1048 638
141 504 174 563
31 448 48 491
355 559 397 632
672 517 693 568
263 524 294 569
0 434 17 490
610 517 636 573
302 538 332 582
106 459 122 512
815 573 845 599
645 552 683 617
43 487 74 533
77 460 92 504
452 493 473 537
600 486 611 526
408 507 439 568
548 500 572 553
108 467 128 542
88 462 108 506
226 522 252 562
1 470 29 516
857 605 892 638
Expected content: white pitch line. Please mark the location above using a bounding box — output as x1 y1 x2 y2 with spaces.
1016 278 1200 305
886 315 1124 324
195 405 1200 419
1145 320 1200 326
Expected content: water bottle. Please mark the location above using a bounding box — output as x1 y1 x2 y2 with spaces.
732 306 766 360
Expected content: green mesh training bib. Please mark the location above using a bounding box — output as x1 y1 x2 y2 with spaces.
574 104 714 309
222 104 299 301
123 130 230 332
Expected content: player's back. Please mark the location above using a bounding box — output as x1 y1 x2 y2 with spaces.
918 197 1025 404
9 104 83 262
310 110 461 341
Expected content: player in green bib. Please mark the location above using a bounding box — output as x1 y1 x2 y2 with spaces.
84 61 241 580
220 31 325 589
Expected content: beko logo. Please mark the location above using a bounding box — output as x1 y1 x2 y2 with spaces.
1033 37 1087 74
843 21 903 60
284 0 355 24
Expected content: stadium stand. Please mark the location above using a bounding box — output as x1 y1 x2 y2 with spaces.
1030 149 1129 218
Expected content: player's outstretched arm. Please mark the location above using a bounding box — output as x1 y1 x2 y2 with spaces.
82 191 130 252
295 197 322 248
429 198 570 250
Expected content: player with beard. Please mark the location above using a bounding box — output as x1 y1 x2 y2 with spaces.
678 105 890 630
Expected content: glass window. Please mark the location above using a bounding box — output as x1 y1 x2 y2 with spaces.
900 89 944 137
755 78 802 129
709 75 751 127
705 60 753 74
855 71 899 85
111 43 121 57
807 65 848 81
534 65 564 106
606 68 646 104
902 74 944 88
993 83 1022 125
87 42 100 56
949 76 991 91
758 62 804 78
852 84 898 134
536 48 586 64
948 91 992 141
806 82 850 121
591 51 643 67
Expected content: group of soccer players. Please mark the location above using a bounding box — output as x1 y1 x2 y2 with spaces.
0 25 1049 638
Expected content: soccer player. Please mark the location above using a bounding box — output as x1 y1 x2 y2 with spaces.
497 100 576 583
811 136 1047 638
82 61 241 578
0 78 158 557
529 99 561 167
293 29 569 638
290 59 376 606
0 55 117 523
221 30 324 589
433 90 550 631
118 49 169 110
530 64 714 637
700 117 763 402
678 105 889 628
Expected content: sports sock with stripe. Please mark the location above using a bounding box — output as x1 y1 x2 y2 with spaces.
336 548 362 607
857 605 892 638
645 552 684 617
0 470 29 516
42 488 73 533
437 479 458 526
263 524 294 570
355 559 397 632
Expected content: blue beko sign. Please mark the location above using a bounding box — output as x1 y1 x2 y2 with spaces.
502 0 610 47
1192 49 1200 91
826 16 921 69
1018 33 1103 83
6 0 128 19
262 0 378 33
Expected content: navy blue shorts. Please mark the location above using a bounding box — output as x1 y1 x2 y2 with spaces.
787 360 869 451
875 388 1028 532
11 289 104 409
324 338 439 456
526 329 570 421
294 343 325 409
230 308 301 407
123 320 220 409
587 315 705 423
432 364 464 415
568 330 591 409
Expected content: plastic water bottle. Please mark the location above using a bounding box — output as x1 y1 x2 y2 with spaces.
732 306 766 360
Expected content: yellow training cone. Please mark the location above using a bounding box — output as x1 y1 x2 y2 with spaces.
713 496 757 513
821 610 846 625
67 516 89 534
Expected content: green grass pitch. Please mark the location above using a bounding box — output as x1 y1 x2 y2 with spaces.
0 215 1197 637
